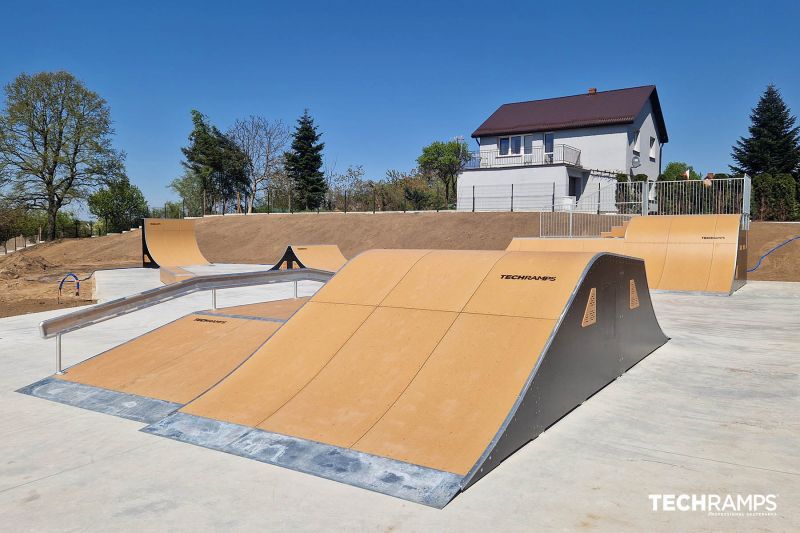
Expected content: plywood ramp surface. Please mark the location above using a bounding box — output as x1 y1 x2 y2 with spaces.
508 214 744 293
209 297 309 320
143 218 209 267
181 249 596 475
59 297 308 404
272 244 348 272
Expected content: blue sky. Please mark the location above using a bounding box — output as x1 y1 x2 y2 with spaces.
1 0 799 207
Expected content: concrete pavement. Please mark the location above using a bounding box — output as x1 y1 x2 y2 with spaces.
0 275 797 532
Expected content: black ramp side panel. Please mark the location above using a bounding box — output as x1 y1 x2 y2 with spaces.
142 225 157 268
269 246 306 271
462 254 668 489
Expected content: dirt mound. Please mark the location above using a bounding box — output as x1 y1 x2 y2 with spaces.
747 222 800 281
195 212 541 263
0 253 54 280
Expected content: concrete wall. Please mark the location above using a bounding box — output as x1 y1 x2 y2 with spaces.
457 166 570 211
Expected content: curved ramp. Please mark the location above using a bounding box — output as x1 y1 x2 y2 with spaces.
18 298 309 423
144 249 667 507
142 218 209 269
508 214 747 294
270 244 347 272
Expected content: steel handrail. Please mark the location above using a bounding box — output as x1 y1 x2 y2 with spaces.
41 267 334 374
40 268 333 339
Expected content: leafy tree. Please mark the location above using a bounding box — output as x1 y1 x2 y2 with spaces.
416 140 470 206
659 161 701 181
751 173 799 221
170 171 205 217
88 177 149 232
731 85 800 180
0 71 126 239
181 110 249 214
284 110 326 210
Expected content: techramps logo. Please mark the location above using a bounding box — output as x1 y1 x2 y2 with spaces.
500 274 557 281
648 493 778 517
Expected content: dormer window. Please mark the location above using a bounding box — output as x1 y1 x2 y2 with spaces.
498 135 522 155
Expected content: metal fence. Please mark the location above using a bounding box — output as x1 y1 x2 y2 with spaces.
463 145 582 169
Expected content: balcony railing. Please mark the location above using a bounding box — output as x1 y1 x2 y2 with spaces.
463 144 581 170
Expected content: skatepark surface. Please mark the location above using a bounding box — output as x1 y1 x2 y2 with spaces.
0 268 796 530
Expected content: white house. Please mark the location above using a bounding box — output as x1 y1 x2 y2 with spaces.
457 85 668 211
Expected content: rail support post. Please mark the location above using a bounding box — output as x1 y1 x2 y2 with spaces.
55 334 64 374
211 289 217 310
293 280 298 299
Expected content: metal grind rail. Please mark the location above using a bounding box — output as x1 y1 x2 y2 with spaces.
39 268 335 374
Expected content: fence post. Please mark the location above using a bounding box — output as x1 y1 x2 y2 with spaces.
511 184 514 212
472 186 475 212
289 190 293 214
641 181 649 215
372 189 376 214
344 190 348 214
597 183 601 214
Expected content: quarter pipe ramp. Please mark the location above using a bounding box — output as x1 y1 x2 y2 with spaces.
142 218 209 268
144 249 668 507
508 214 747 294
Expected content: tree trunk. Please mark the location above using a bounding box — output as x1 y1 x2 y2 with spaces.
46 205 58 241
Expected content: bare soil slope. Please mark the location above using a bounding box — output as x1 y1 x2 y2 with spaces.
747 222 800 281
0 231 141 317
195 212 541 263
1 215 797 318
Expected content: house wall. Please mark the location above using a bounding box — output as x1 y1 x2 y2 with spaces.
477 125 629 173
626 99 662 180
457 166 570 211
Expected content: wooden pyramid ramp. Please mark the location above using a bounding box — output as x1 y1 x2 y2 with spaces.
143 249 668 507
270 244 347 272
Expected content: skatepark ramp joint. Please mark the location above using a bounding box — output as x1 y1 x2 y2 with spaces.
38 268 334 373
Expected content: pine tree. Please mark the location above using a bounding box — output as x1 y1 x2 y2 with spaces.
284 110 326 210
731 84 800 179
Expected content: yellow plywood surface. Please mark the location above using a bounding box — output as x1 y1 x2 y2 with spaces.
291 245 347 272
464 252 593 319
180 249 597 475
144 218 209 267
61 315 280 404
160 266 194 285
210 297 309 320
182 302 374 426
311 249 429 306
624 215 673 243
260 307 457 447
353 313 554 475
508 215 743 293
381 250 504 312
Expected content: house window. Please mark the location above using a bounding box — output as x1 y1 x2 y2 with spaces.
523 135 534 154
633 130 640 154
544 132 554 154
498 136 522 155
499 137 510 155
649 137 656 161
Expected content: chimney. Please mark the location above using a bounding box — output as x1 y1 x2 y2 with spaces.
588 88 597 95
